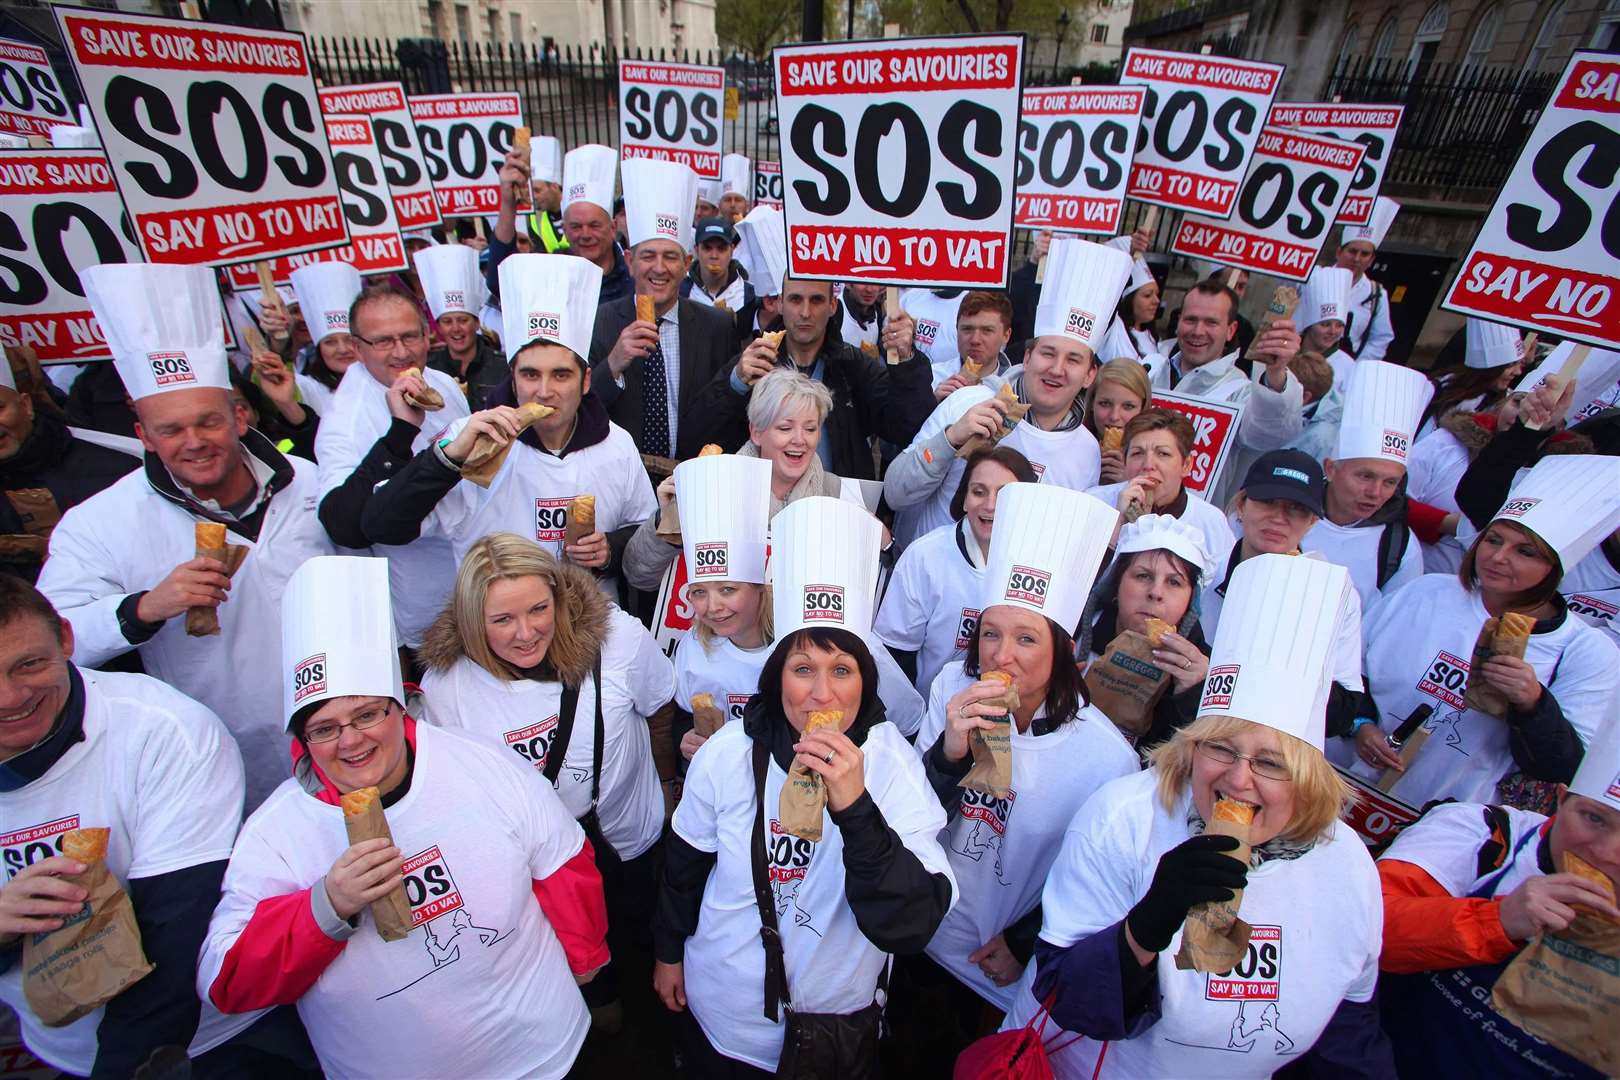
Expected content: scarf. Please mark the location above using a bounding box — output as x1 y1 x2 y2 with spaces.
1185 803 1315 867
736 439 843 516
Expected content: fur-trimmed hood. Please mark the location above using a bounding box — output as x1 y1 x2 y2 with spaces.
1438 409 1497 452
415 556 610 688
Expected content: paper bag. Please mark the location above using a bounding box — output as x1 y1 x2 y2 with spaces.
778 764 827 842
1464 616 1529 717
1491 915 1620 1074
959 718 1013 798
690 693 726 738
654 500 683 544
1084 630 1171 738
5 488 61 538
564 494 595 548
185 523 250 637
1175 804 1253 973
342 788 413 942
460 403 554 487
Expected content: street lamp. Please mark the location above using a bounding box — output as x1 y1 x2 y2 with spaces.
1053 9 1071 77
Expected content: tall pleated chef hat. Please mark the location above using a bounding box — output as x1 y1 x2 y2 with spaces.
623 158 699 251
498 253 603 362
1116 512 1212 582
1340 196 1400 249
413 243 488 321
771 496 883 642
1034 237 1134 354
1515 340 1620 419
1297 266 1353 330
1488 454 1620 572
697 178 721 206
982 482 1119 635
1569 709 1620 813
81 263 230 400
1124 258 1156 297
289 262 362 344
530 134 561 185
1198 553 1351 750
1334 359 1434 466
676 453 773 585
1465 317 1523 370
734 204 788 298
49 125 98 148
281 555 403 731
562 144 617 216
720 153 752 197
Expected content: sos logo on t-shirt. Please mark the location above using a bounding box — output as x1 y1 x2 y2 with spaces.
535 497 570 543
503 715 559 771
915 320 940 348
292 653 327 705
1004 565 1050 606
958 786 1015 836
1201 664 1240 709
1416 650 1469 710
692 541 729 578
148 351 196 387
955 607 982 650
1206 924 1281 1001
401 845 464 927
727 693 751 723
1 815 80 880
802 584 845 623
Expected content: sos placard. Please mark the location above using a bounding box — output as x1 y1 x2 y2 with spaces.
1151 391 1242 496
1170 126 1365 281
410 91 521 216
0 149 142 362
318 82 440 229
618 60 724 178
1442 51 1620 351
0 38 73 138
1120 48 1284 217
225 114 406 289
774 35 1025 289
754 159 783 208
56 8 348 267
1268 102 1404 226
1014 85 1144 234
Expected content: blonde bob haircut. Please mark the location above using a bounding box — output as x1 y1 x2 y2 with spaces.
691 581 775 651
1147 715 1355 845
445 532 599 684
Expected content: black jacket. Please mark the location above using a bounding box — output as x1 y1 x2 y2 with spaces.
586 296 736 459
1 411 138 581
426 333 510 412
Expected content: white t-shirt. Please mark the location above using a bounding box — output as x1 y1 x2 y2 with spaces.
1378 800 1547 900
1086 482 1236 578
1002 769 1383 1079
673 631 770 725
673 721 955 1071
875 520 985 698
916 662 1139 1008
419 608 673 860
1302 515 1424 619
1561 547 1620 648
0 670 259 1075
198 723 591 1080
902 288 964 387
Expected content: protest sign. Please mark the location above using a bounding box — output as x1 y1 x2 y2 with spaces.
1170 126 1365 280
618 59 725 178
225 114 406 288
0 38 73 138
56 8 348 266
1014 84 1144 234
1120 48 1284 217
754 159 783 208
1441 51 1620 351
318 82 441 229
1151 391 1242 496
410 91 521 216
1335 768 1421 847
775 34 1025 289
652 555 696 657
0 149 143 362
1267 102 1404 226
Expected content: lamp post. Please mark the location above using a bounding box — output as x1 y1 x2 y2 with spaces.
1053 9 1071 77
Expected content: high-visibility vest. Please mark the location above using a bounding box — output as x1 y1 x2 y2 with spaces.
526 209 569 253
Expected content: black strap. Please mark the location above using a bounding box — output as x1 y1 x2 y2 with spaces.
1374 515 1411 590
541 656 606 814
750 738 790 1021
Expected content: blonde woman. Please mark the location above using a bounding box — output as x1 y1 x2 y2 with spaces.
1082 359 1152 485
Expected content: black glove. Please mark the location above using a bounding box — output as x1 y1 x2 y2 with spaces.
1125 833 1249 954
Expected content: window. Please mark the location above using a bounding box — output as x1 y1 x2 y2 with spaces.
1371 17 1398 63
454 3 471 41
1463 5 1501 68
488 10 500 43
1594 0 1620 49
1526 0 1569 71
1335 23 1359 69
1091 24 1109 43
510 12 522 44
1407 2 1448 66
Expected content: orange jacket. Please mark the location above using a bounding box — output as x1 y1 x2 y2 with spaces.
1377 859 1520 974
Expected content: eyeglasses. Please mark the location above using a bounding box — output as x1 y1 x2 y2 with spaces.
1196 740 1292 783
354 329 427 352
304 704 391 744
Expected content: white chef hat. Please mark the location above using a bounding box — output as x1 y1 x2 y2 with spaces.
697 178 721 206
735 204 787 297
498 253 603 361
289 262 362 344
281 555 403 731
1514 341 1620 420
771 496 882 642
623 158 699 251
530 135 561 185
1465 317 1523 370
1116 513 1211 581
1198 553 1351 750
1124 258 1156 297
1034 237 1134 353
981 483 1119 635
562 144 616 216
1333 359 1434 465
676 454 773 585
1569 710 1620 813
0 352 15 394
1488 454 1620 572
1340 196 1400 249
720 154 752 198
81 263 230 401
1106 235 1133 254
49 125 98 148
413 244 488 321
1298 266 1353 330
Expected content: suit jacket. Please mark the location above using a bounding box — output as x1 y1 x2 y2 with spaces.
588 296 735 460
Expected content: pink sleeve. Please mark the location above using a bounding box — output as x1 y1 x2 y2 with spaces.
531 840 611 976
207 889 348 1013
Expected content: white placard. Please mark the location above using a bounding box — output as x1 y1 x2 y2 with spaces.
1267 101 1404 226
753 159 783 208
410 91 522 217
0 38 74 138
319 81 441 229
618 59 725 179
1014 84 1144 234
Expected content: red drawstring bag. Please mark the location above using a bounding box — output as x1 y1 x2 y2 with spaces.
953 994 1083 1080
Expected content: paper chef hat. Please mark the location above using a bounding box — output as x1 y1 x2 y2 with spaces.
1569 709 1620 813
1198 553 1351 750
50 125 98 148
623 158 699 251
981 483 1119 634
1465 317 1523 370
676 454 773 585
1034 238 1134 353
1515 340 1620 420
1124 258 1155 297
81 263 230 401
720 153 752 198
413 243 488 321
1334 359 1434 466
531 135 561 185
734 205 788 297
1298 266 1353 330
1489 454 1620 572
498 253 603 361
697 178 721 206
1116 513 1212 581
281 555 403 730
289 262 362 344
562 144 617 215
1341 196 1400 249
771 496 882 641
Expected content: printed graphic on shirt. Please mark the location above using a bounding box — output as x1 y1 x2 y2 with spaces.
1567 593 1617 626
955 607 982 651
1425 706 1472 756
535 497 570 543
952 788 1015 887
378 844 508 1000
916 319 940 350
503 715 559 771
727 693 751 723
1177 926 1297 1056
1 815 80 879
1029 460 1047 478
766 818 820 937
1416 651 1469 710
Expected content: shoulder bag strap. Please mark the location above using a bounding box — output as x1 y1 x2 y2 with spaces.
750 737 791 1020
589 655 603 813
542 673 583 786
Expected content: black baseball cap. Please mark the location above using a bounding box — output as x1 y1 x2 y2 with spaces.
695 217 736 246
1240 450 1325 516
